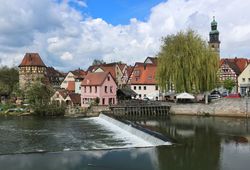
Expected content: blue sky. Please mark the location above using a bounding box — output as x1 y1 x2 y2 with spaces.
69 0 166 25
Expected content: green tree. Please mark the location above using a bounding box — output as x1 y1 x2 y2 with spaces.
92 59 106 65
156 30 219 96
223 78 235 93
0 66 19 96
26 82 65 116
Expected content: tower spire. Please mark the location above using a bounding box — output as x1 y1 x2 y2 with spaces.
208 16 220 57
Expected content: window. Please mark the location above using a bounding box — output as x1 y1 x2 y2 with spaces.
105 86 108 93
107 76 110 81
144 94 146 97
155 85 158 90
84 86 86 93
144 86 146 90
248 78 250 82
90 86 92 93
79 86 81 90
139 94 141 98
110 86 113 93
134 70 140 76
148 75 152 80
134 86 136 90
95 86 97 93
139 86 141 90
243 78 246 82
102 98 105 105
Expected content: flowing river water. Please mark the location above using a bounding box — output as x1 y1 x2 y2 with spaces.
0 115 249 170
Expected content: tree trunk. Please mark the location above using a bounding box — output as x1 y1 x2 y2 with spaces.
205 91 209 104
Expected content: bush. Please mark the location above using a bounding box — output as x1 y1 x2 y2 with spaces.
33 104 66 116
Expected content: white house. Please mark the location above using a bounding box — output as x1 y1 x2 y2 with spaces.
129 63 160 100
238 64 250 96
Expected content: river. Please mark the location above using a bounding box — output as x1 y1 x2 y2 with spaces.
0 115 249 170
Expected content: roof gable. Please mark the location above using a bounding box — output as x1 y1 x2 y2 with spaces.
130 64 157 85
68 93 81 104
19 53 46 67
220 58 249 75
81 72 115 86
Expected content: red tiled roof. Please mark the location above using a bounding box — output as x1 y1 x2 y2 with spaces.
118 63 126 71
58 89 69 99
130 64 157 85
68 93 81 105
220 57 249 75
87 63 118 79
71 69 87 79
67 81 75 91
19 53 46 67
46 67 64 77
81 72 114 86
100 66 116 79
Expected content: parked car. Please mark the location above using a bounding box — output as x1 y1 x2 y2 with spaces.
221 91 229 97
224 93 241 98
209 90 221 100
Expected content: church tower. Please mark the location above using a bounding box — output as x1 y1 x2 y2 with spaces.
208 16 220 57
18 53 47 89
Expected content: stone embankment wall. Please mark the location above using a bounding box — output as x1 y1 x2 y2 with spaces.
170 98 250 118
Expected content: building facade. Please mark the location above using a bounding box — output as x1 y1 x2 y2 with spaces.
60 69 86 94
81 72 117 107
18 53 47 89
129 61 160 100
238 64 250 96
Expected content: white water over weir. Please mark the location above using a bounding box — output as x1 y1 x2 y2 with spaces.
99 114 172 146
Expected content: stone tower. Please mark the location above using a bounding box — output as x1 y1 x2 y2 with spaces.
208 16 220 57
18 53 47 89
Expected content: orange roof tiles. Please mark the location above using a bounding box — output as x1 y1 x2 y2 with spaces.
220 57 249 75
130 64 157 85
68 93 81 105
58 89 69 99
19 53 46 67
67 81 75 91
71 69 87 79
82 72 114 86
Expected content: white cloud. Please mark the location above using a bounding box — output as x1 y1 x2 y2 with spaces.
0 0 250 71
60 52 74 60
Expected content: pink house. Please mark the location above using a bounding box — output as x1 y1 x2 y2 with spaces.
81 72 117 107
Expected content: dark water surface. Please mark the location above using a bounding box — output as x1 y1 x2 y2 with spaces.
0 116 250 170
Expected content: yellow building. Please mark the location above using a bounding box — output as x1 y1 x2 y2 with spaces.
238 64 250 96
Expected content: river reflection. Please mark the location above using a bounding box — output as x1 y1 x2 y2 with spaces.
0 116 250 170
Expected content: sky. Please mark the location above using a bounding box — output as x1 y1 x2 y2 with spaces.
0 0 250 71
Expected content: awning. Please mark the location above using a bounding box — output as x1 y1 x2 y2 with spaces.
176 92 195 99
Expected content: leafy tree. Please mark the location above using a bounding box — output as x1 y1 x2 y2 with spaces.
223 78 235 93
0 66 19 96
26 82 65 116
156 30 219 96
92 59 106 65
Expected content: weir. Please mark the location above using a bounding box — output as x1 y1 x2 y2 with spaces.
99 113 172 146
109 100 171 118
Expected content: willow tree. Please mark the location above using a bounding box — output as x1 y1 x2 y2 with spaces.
156 30 219 96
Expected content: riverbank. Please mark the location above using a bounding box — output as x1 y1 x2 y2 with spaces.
170 98 250 118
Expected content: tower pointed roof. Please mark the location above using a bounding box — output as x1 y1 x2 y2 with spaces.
19 53 46 67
